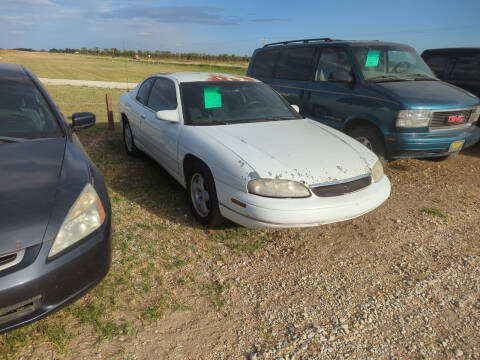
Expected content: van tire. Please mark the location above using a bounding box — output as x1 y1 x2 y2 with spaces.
348 126 387 162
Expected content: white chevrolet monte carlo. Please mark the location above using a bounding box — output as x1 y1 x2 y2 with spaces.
119 72 391 228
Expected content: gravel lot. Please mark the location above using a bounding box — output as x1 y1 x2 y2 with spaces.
3 134 479 360
86 141 479 360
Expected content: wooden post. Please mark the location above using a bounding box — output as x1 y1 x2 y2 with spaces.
105 93 114 130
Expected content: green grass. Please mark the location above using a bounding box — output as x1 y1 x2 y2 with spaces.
420 207 448 219
0 50 247 82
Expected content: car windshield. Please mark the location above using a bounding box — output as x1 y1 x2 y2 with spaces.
0 77 62 141
180 81 301 125
352 45 437 82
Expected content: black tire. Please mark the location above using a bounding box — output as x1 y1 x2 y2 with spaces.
349 126 388 162
185 161 223 227
123 120 142 157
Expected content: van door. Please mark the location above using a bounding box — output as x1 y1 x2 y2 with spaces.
268 47 317 111
302 46 357 130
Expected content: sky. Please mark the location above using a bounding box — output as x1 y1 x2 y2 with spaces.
1 0 479 56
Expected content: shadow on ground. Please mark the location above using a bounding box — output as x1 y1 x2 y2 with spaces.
78 123 237 230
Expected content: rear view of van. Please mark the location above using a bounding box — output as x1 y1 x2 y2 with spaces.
247 39 480 160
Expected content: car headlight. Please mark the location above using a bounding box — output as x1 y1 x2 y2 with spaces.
247 178 310 198
371 160 384 183
396 110 432 128
469 106 480 124
49 183 106 258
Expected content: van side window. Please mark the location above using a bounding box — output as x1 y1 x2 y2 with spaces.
315 48 352 82
276 47 316 81
451 56 480 81
251 50 279 78
424 55 450 78
136 78 155 105
147 78 177 112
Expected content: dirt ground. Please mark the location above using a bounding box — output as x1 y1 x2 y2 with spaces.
3 131 480 360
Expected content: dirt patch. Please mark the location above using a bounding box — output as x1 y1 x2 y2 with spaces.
1 129 479 360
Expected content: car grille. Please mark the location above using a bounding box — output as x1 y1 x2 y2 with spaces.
430 109 473 129
0 296 42 325
0 249 25 272
311 175 372 197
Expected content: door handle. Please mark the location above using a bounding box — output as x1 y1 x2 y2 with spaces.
140 115 146 120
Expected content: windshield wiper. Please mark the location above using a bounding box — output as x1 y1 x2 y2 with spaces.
189 120 229 126
402 73 437 81
242 116 297 123
368 75 408 83
0 136 27 143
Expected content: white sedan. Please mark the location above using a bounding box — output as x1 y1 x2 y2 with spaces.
119 72 391 228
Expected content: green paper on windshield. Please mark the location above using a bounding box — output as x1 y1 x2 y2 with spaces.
365 50 380 67
204 87 222 109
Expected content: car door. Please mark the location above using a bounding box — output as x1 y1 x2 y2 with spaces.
301 46 356 130
130 77 155 148
141 77 181 176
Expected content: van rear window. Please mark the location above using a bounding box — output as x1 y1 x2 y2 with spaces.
251 50 279 78
276 47 316 81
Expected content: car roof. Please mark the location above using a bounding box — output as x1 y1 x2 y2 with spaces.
0 63 30 82
259 40 412 49
152 72 259 84
422 47 480 54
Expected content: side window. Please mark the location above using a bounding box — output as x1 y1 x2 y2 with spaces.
147 78 178 111
275 47 316 81
251 50 279 78
136 78 155 104
315 47 352 82
424 55 450 78
451 56 480 81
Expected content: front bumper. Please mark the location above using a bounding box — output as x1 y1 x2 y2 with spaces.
216 175 391 228
386 125 480 159
0 218 111 334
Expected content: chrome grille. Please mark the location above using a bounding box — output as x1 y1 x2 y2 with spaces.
311 175 371 197
430 109 473 129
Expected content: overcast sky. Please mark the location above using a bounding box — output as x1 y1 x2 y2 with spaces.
1 0 479 55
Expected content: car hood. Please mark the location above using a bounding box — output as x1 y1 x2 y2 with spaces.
197 119 373 185
372 80 480 109
0 138 66 254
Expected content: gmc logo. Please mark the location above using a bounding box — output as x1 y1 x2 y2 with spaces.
448 115 465 123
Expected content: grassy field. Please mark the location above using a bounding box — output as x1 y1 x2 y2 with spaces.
0 50 247 82
0 51 262 359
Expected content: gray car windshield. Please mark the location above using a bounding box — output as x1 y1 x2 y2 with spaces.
352 45 436 82
181 81 301 125
0 78 62 141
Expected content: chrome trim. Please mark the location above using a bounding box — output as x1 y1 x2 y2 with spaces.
428 107 476 132
309 173 371 188
0 249 25 272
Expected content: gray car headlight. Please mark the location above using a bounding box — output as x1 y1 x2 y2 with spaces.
49 183 106 258
371 160 384 183
247 178 310 198
469 106 480 124
396 110 432 128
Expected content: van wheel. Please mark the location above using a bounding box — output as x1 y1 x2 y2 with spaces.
186 161 223 227
349 126 387 162
123 120 142 157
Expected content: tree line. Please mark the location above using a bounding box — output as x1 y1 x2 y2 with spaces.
13 47 250 63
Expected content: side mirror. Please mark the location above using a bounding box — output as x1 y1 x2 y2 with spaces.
71 112 95 131
291 105 300 113
156 110 179 123
329 71 354 83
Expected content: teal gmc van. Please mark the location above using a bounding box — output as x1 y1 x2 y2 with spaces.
247 38 480 160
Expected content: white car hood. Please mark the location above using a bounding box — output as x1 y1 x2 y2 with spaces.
197 119 374 185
